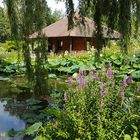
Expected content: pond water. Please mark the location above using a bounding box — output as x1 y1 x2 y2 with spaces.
0 101 25 140
0 75 67 140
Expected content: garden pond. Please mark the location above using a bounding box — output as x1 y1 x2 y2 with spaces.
0 75 67 140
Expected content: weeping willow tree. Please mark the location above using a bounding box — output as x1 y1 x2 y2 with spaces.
61 0 140 54
4 0 140 94
5 0 48 95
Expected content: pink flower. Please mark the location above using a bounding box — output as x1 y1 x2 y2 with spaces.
79 70 86 76
100 83 107 90
79 76 86 86
76 75 86 87
123 78 127 87
120 91 124 97
126 76 132 85
107 67 113 77
89 70 94 75
101 90 109 97
120 91 125 102
67 77 74 84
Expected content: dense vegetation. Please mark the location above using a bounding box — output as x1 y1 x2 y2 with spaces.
0 0 140 140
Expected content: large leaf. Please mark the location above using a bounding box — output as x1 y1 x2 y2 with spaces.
124 134 131 140
113 60 122 65
25 122 42 135
132 71 140 79
0 76 10 81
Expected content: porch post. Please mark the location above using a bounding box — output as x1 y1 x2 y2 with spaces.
52 43 55 52
52 39 56 53
70 37 72 52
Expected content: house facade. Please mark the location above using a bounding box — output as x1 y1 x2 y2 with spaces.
31 14 121 53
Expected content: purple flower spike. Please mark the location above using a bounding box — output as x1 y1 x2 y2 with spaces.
120 91 125 102
126 76 132 85
67 77 74 84
100 83 107 90
101 93 106 97
89 70 94 75
79 70 84 76
101 90 109 97
107 67 113 77
79 76 86 86
120 91 124 97
123 78 127 88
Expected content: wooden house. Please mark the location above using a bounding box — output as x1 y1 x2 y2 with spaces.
31 14 121 53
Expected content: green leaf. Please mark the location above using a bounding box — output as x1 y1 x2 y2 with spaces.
133 137 139 140
25 122 42 135
114 60 122 65
124 134 131 140
49 74 57 79
0 76 10 81
111 55 118 60
33 136 41 140
131 125 138 132
132 71 140 79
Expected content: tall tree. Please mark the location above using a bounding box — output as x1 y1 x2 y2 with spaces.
5 0 49 95
0 7 10 41
58 0 140 54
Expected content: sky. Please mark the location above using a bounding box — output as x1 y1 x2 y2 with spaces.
0 0 3 7
0 0 79 13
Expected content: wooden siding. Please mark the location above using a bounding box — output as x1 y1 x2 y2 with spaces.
72 37 86 51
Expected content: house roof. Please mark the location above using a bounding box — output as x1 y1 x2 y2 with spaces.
31 14 121 39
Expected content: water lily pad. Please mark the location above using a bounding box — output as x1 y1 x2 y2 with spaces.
132 71 140 79
49 74 57 79
0 76 10 81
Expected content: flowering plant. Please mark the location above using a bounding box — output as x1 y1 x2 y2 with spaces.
37 64 140 140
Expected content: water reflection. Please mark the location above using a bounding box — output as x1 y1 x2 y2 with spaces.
0 76 67 140
0 101 25 140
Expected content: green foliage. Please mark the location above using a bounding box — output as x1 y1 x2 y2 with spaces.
46 51 140 81
0 7 10 41
8 122 42 137
32 65 140 139
0 41 22 63
60 0 140 53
